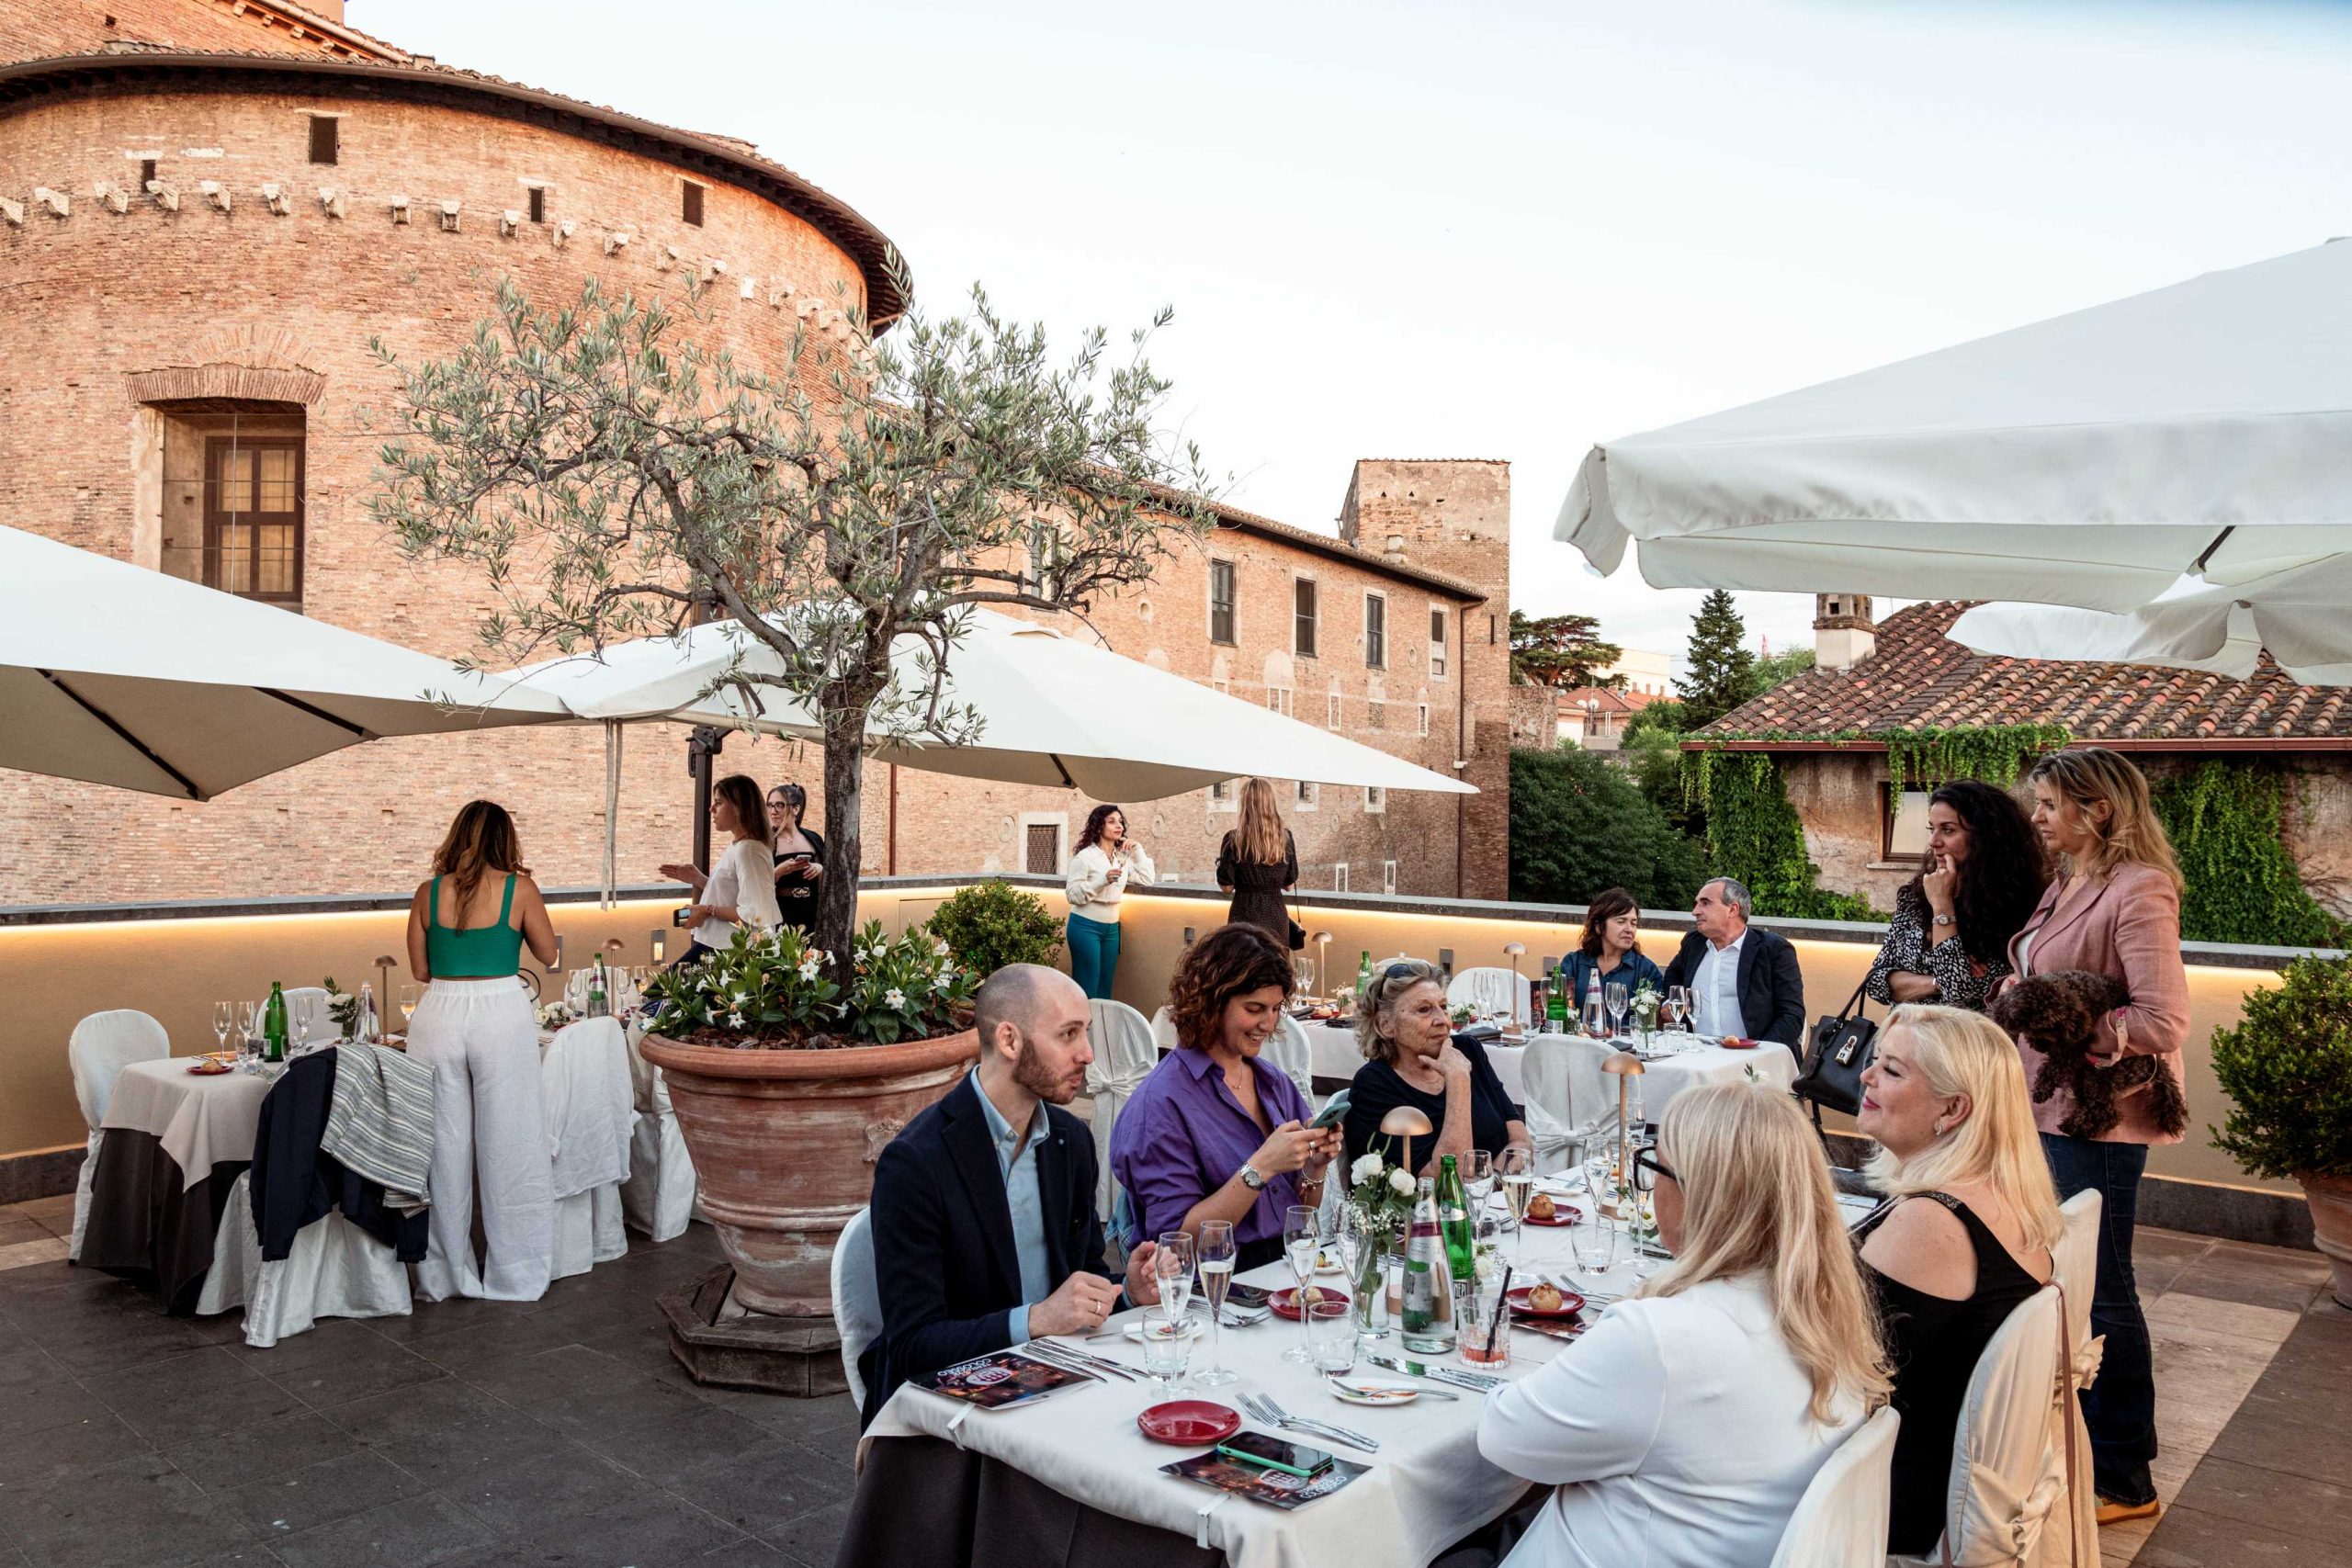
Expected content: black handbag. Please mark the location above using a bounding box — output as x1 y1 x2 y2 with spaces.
1793 979 1877 1119
1284 886 1306 952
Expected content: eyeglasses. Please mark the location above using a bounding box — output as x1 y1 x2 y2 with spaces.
1631 1145 1675 1193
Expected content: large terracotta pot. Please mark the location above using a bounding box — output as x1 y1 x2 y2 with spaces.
2299 1171 2352 1310
639 1029 978 1315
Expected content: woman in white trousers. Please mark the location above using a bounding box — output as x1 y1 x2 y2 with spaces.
404 800 562 1302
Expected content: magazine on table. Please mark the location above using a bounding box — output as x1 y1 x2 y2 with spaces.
910 1349 1093 1410
1160 1450 1372 1509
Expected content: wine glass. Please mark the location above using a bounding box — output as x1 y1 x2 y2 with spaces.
211 1001 232 1056
1463 1148 1494 1211
1604 981 1629 1042
1281 1204 1320 1365
1496 1145 1534 1266
236 1000 261 1065
1663 985 1690 1035
1335 1206 1385 1343
1193 1221 1238 1387
399 983 420 1028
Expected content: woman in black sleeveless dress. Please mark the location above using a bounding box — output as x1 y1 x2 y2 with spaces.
1216 777 1298 944
1851 1004 2063 1555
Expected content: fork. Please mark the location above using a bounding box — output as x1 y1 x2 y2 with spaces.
1241 1392 1380 1453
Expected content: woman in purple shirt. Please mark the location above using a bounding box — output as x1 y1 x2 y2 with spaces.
1110 923 1341 1270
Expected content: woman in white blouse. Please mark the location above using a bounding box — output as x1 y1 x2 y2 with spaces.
658 773 781 964
1063 803 1155 999
1479 1082 1891 1568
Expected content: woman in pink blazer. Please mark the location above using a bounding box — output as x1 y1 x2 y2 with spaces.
2006 748 2188 1526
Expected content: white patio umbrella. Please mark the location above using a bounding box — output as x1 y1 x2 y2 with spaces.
1556 241 2352 612
0 525 567 799
1953 555 2352 686
506 609 1475 902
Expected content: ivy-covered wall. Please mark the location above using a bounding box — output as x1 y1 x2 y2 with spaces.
2153 761 2347 948
1682 750 1879 921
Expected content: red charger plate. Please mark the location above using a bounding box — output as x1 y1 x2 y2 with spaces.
1507 1284 1587 1320
1138 1400 1241 1445
187 1060 232 1076
1520 1205 1583 1228
1269 1286 1351 1321
1720 1037 1762 1050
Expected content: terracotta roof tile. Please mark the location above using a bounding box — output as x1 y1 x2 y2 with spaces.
1698 601 2352 744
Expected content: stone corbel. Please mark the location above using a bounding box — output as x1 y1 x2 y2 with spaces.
146 180 180 212
499 209 523 237
198 180 230 213
553 220 578 248
33 186 69 218
95 180 130 214
766 279 794 310
738 274 757 300
656 243 680 272
603 229 632 255
317 186 345 219
388 194 411 224
259 182 290 216
700 257 727 283
0 197 23 227
437 198 461 232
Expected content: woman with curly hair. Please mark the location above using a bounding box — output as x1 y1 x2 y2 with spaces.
1063 803 1155 999
1864 779 2046 1013
1109 923 1340 1270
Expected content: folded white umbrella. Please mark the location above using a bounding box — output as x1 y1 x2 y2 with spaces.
1953 556 2352 686
511 609 1476 801
1557 241 2352 612
0 525 568 799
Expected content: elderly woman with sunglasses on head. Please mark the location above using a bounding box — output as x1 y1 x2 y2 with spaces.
1342 957 1527 1178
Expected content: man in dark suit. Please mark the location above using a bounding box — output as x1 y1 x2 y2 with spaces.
1661 876 1807 1046
860 964 1162 1426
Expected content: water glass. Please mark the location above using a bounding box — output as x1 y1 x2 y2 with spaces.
1459 1273 1512 1368
1141 1322 1193 1392
1305 1300 1356 1374
1570 1203 1619 1276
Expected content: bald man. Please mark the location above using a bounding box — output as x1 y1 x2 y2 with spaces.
859 964 1163 1426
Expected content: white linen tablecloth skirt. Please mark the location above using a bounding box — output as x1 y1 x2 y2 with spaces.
407 976 553 1302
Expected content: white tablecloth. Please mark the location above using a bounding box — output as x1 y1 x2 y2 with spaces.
1519 1031 1800 1121
101 1056 272 1190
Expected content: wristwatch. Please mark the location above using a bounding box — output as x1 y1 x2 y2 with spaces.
1239 1163 1268 1191
1932 913 1955 928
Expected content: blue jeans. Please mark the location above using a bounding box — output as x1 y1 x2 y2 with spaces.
1066 914 1121 1000
2041 1132 2158 1506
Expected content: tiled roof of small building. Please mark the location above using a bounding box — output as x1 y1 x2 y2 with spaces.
1698 601 2352 743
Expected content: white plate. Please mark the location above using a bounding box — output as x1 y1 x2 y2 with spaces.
1124 1316 1204 1343
1327 1377 1420 1406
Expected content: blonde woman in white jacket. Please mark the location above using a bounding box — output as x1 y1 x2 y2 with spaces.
1064 804 1155 999
1478 1082 1891 1568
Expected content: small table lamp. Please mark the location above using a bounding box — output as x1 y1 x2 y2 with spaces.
1600 1054 1646 1214
1379 1105 1434 1178
1313 930 1335 998
1502 942 1527 1026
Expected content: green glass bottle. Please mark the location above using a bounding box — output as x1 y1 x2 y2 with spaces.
1437 1154 1476 1285
1400 1176 1456 1353
262 981 288 1064
1356 949 1374 1001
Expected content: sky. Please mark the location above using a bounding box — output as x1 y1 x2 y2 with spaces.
383 0 2352 664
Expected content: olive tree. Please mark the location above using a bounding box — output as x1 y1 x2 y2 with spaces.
368 272 1215 964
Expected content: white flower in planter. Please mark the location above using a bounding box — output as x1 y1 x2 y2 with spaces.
933 938 951 956
884 987 907 1010
1351 1152 1385 1186
1388 1168 1416 1198
728 1010 745 1028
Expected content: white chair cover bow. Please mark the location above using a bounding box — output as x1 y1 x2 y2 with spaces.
67 1010 169 1261
1768 1404 1900 1568
1083 999 1159 1224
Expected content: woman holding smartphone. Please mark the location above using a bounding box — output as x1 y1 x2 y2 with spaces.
1063 803 1154 999
767 782 825 936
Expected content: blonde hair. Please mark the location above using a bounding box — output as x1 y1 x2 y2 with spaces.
1637 1082 1892 1424
1233 777 1287 865
1355 956 1443 1066
1863 1004 2065 1254
2027 747 2183 893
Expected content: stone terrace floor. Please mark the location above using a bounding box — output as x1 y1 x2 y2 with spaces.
2 1193 2346 1568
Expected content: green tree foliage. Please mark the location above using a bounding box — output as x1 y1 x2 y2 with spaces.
1509 612 1625 689
1683 749 1877 921
2153 762 2346 948
1752 646 1815 691
1622 697 1690 743
1509 748 1708 909
926 879 1068 976
2210 954 2352 1179
1674 590 1759 730
368 276 1214 968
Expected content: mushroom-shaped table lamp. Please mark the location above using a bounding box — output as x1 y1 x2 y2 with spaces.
1378 1105 1434 1178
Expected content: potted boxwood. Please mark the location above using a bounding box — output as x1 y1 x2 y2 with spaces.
2209 953 2352 1307
638 921 978 1315
927 879 1065 977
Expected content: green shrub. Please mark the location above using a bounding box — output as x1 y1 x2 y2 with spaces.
2209 954 2352 1179
1509 747 1708 909
2154 761 2346 948
927 879 1065 977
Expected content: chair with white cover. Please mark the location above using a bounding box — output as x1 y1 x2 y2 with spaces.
618 1017 697 1243
1267 1013 1317 1111
1891 1285 2072 1568
1082 999 1159 1224
541 1019 635 1280
67 1010 170 1261
1767 1404 1900 1568
1517 1033 1614 1176
831 1205 882 1413
1446 966 1531 1025
198 1168 413 1347
2033 1192 2105 1568
1148 1004 1180 1054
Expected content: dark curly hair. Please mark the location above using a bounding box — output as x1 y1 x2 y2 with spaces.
1577 887 1639 960
1168 922 1295 1052
1077 803 1126 853
1909 779 2048 969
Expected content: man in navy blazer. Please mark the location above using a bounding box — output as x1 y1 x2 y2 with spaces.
1660 877 1808 1046
860 964 1162 1427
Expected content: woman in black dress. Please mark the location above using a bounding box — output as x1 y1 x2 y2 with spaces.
1216 777 1298 945
766 783 826 936
1342 958 1527 1176
1851 1003 2061 1555
1863 779 2043 1014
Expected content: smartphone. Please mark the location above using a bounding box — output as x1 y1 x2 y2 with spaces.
1214 1430 1334 1478
1200 1280 1272 1310
1306 1088 1351 1132
672 907 695 928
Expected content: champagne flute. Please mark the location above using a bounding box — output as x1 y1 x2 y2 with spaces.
1604 980 1629 1042
399 983 420 1028
1193 1221 1238 1386
1464 1147 1495 1211
1497 1145 1534 1266
211 1001 232 1056
1666 985 1690 1035
236 1000 261 1066
1335 1206 1384 1343
1282 1204 1319 1364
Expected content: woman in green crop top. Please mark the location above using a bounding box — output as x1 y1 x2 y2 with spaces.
403 800 562 1302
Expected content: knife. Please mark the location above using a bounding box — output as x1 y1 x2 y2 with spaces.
1363 1353 1505 1393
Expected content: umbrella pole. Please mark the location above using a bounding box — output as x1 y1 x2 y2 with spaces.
602 721 622 909
688 724 726 872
